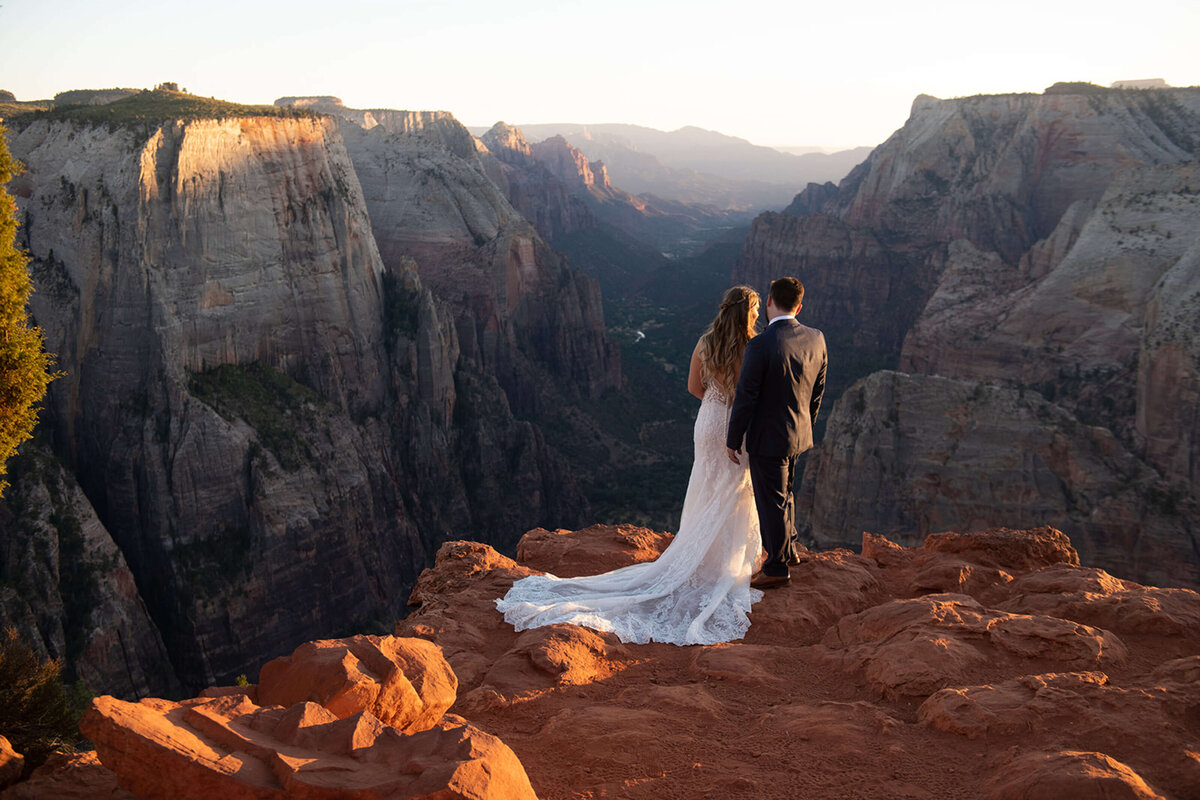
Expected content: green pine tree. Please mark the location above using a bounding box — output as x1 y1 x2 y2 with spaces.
0 627 80 765
0 124 54 495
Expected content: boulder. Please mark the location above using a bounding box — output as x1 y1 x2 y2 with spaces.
823 594 1126 698
0 750 133 800
257 635 456 733
988 751 1165 800
79 694 536 800
515 524 673 578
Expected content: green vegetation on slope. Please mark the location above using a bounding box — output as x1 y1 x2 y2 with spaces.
0 627 88 768
188 362 322 472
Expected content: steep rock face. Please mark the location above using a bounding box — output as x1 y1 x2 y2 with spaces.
1138 241 1200 494
529 135 613 194
801 371 1198 588
477 123 682 299
277 96 480 162
334 117 621 411
737 88 1200 369
0 449 177 698
734 87 1200 583
901 163 1200 480
3 114 589 692
478 122 595 240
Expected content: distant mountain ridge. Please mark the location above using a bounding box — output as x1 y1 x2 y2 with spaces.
468 122 871 210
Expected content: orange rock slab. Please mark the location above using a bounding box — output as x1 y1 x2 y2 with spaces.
515 524 672 578
257 635 456 733
79 694 536 800
0 750 133 800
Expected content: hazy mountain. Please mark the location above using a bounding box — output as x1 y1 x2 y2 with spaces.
467 122 870 211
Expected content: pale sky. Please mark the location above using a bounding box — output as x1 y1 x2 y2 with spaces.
2 0 1197 150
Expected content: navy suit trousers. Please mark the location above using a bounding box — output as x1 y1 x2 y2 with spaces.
749 453 798 578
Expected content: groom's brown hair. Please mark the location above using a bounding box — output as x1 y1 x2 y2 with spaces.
769 277 804 312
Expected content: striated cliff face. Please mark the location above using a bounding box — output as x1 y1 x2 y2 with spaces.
801 371 1198 588
300 102 622 413
478 122 596 241
0 448 178 698
735 87 1200 586
738 89 1200 364
1 112 591 693
529 135 613 195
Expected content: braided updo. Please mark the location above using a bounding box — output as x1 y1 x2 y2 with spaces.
698 285 760 396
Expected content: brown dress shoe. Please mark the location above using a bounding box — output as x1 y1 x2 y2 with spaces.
751 573 790 590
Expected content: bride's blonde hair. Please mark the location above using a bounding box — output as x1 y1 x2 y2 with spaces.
698 285 760 396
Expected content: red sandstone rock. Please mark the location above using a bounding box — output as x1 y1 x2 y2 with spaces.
79 694 536 800
389 525 1200 799
399 541 539 693
515 524 673 578
996 563 1200 639
822 593 1126 698
918 671 1115 739
0 737 22 790
988 751 1166 800
257 635 456 733
745 548 880 643
920 526 1079 572
0 750 133 800
460 624 629 712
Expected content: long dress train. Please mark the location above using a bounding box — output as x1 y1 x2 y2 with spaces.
495 385 762 645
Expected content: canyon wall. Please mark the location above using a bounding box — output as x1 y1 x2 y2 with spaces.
276 97 623 412
1 108 596 694
736 87 1200 586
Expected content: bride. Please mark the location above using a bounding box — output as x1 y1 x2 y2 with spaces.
495 286 764 645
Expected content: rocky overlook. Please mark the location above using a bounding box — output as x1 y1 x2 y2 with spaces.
0 93 611 694
6 524 1198 799
735 86 1200 587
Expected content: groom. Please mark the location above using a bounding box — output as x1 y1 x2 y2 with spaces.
725 277 827 590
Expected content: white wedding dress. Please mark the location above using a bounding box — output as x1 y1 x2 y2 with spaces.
495 384 763 645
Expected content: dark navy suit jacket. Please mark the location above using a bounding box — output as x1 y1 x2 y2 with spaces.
725 318 827 458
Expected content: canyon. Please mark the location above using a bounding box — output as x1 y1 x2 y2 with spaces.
0 91 619 697
1 78 1198 729
735 85 1200 589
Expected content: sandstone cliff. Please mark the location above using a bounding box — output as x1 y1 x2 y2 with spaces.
476 122 682 299
735 87 1200 586
0 447 178 698
1 108 591 694
478 123 595 241
278 97 622 411
801 371 1198 588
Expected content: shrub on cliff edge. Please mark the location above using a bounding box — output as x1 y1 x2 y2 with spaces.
0 627 81 768
0 124 54 496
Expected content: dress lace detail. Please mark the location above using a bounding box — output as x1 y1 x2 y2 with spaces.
495 385 762 645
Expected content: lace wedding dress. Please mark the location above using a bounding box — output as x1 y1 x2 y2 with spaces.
495 384 763 645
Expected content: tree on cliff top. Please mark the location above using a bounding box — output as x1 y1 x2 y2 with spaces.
0 124 53 495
